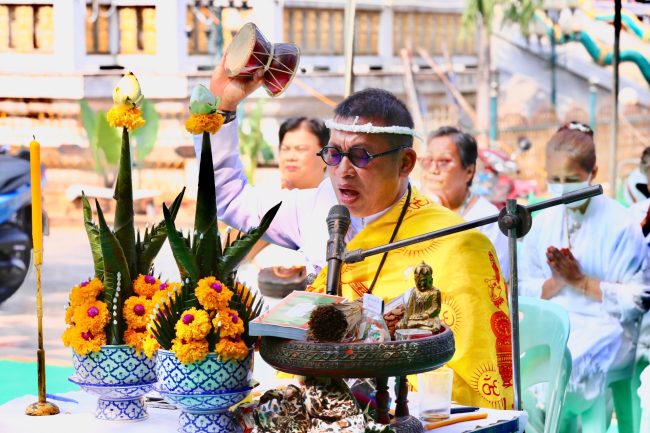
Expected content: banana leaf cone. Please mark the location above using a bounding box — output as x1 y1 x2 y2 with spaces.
155 131 281 350
80 125 184 345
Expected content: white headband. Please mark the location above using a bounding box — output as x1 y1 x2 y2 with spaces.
325 118 423 141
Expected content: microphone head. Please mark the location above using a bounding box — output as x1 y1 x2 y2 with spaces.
326 205 351 235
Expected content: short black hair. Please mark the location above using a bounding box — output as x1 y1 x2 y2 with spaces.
333 88 414 149
279 117 329 149
429 126 478 186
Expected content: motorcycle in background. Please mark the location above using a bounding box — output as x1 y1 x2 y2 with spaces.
0 148 46 304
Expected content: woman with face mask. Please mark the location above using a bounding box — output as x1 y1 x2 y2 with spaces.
518 122 649 415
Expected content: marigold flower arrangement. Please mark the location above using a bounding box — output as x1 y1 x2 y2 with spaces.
62 72 184 355
146 85 280 364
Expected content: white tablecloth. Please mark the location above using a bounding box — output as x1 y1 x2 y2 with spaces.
0 390 527 433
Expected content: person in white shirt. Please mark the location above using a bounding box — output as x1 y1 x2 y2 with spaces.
418 126 509 280
518 122 648 406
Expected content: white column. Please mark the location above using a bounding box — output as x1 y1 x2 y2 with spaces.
156 0 189 71
378 2 394 65
249 0 282 42
53 0 85 71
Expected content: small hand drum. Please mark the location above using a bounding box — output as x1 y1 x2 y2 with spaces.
224 22 300 97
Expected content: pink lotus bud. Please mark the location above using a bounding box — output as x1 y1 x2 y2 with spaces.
144 275 156 284
81 331 92 340
230 313 238 323
159 283 168 291
80 281 89 287
182 314 194 325
210 282 222 292
87 306 99 318
134 304 145 316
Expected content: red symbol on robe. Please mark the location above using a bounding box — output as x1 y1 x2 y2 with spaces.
490 311 513 388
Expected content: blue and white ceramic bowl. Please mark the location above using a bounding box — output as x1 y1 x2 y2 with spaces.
155 349 253 394
72 344 156 385
69 375 155 421
154 385 253 413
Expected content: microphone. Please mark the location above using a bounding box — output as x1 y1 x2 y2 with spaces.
325 205 351 296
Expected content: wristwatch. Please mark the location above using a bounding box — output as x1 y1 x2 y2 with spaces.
217 110 237 124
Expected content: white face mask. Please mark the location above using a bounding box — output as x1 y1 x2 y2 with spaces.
547 174 592 209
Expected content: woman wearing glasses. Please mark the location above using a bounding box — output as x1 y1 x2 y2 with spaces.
278 117 328 190
418 126 509 280
518 122 648 424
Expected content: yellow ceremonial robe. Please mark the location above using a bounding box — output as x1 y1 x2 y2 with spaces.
307 188 514 410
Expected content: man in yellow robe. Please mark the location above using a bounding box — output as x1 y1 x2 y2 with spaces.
307 187 514 410
203 58 514 409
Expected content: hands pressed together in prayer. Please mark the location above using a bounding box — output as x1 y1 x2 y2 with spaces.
542 246 596 300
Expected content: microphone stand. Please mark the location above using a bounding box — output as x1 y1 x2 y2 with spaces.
339 185 603 412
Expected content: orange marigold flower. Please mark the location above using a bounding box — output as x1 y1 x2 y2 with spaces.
65 306 75 325
213 308 245 339
69 278 103 307
123 295 152 329
62 326 106 356
175 307 212 340
133 274 160 298
216 336 248 362
124 328 148 354
107 105 145 131
195 277 233 311
185 113 224 135
143 333 160 359
172 338 209 364
72 300 110 334
151 281 180 305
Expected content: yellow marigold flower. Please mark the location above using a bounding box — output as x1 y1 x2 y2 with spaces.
213 308 245 339
69 278 103 307
143 333 160 359
65 306 75 325
185 113 224 135
195 277 233 311
175 307 212 340
107 105 145 131
124 328 148 354
72 300 110 334
172 338 209 364
151 281 180 305
123 295 152 329
216 336 248 362
133 274 160 298
62 326 106 356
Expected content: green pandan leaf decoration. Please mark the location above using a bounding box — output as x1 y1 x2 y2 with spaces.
81 193 104 279
113 127 137 279
95 199 131 344
163 203 199 283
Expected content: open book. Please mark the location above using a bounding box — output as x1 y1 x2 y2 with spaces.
249 291 346 340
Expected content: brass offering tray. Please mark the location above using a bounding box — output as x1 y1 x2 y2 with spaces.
259 325 454 377
259 326 455 433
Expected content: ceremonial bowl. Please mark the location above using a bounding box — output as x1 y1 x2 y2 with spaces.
70 345 156 421
155 349 254 433
155 349 254 394
259 325 455 378
72 344 156 385
68 376 155 421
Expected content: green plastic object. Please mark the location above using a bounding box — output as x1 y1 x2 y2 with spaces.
560 346 646 433
519 296 571 433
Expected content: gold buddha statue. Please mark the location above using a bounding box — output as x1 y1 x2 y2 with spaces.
397 261 441 332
